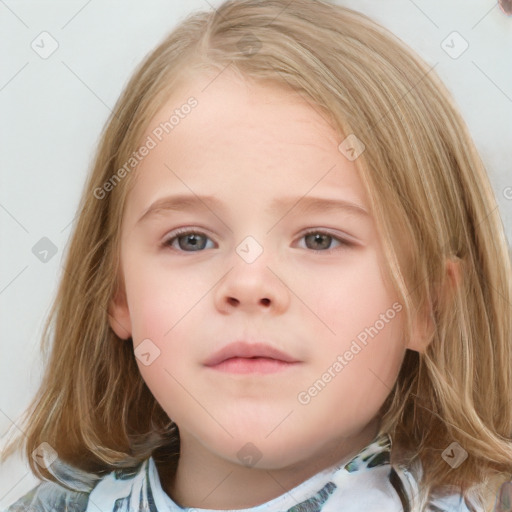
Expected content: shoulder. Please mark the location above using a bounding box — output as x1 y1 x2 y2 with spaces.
3 480 91 512
3 457 148 512
425 491 477 512
392 459 480 512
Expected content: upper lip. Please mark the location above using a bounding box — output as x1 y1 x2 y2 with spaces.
204 341 299 366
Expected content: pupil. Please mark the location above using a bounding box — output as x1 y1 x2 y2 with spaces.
309 233 329 250
179 233 204 251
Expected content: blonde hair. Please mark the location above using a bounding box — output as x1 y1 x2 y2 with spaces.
3 1 511 510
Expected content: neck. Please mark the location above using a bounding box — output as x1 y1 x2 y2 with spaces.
157 419 380 509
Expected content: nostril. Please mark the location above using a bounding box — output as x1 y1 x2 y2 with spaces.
225 297 271 307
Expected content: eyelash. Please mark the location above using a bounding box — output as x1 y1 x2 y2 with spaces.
161 227 355 254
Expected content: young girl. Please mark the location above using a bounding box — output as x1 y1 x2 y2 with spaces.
2 0 512 511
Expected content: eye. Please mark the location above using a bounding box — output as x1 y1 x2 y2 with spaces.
162 228 215 252
298 230 354 253
162 228 354 254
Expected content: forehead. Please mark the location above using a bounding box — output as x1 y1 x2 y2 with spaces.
123 71 368 222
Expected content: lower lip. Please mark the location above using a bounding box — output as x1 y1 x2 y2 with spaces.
206 357 298 374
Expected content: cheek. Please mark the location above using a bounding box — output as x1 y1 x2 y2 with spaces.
123 259 199 339
124 262 203 388
136 356 191 427
297 311 406 434
299 256 406 400
302 255 399 344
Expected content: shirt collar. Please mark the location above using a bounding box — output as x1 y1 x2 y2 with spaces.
47 431 418 512
145 431 413 512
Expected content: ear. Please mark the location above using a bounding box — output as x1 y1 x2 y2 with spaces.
406 300 434 353
108 285 132 340
406 257 461 353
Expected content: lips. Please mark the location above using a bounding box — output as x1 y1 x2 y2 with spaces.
203 341 299 367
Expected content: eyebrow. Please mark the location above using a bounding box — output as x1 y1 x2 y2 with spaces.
136 193 370 224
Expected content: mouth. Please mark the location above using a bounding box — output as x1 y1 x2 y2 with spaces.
204 341 301 374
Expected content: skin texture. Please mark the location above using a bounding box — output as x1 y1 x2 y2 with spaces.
109 71 429 509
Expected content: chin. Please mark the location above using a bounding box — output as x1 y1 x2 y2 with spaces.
222 434 311 470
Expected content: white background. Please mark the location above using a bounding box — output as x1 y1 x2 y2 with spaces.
1 0 511 507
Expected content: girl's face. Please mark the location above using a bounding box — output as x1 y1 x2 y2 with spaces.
110 71 422 472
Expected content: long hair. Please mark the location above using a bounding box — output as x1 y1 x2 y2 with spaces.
3 1 511 509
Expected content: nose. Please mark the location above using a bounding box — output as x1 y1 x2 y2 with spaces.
213 250 290 315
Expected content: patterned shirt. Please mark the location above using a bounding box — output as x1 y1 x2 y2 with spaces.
4 433 479 512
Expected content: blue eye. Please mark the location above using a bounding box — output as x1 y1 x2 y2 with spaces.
163 228 215 252
162 228 353 253
300 230 353 252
